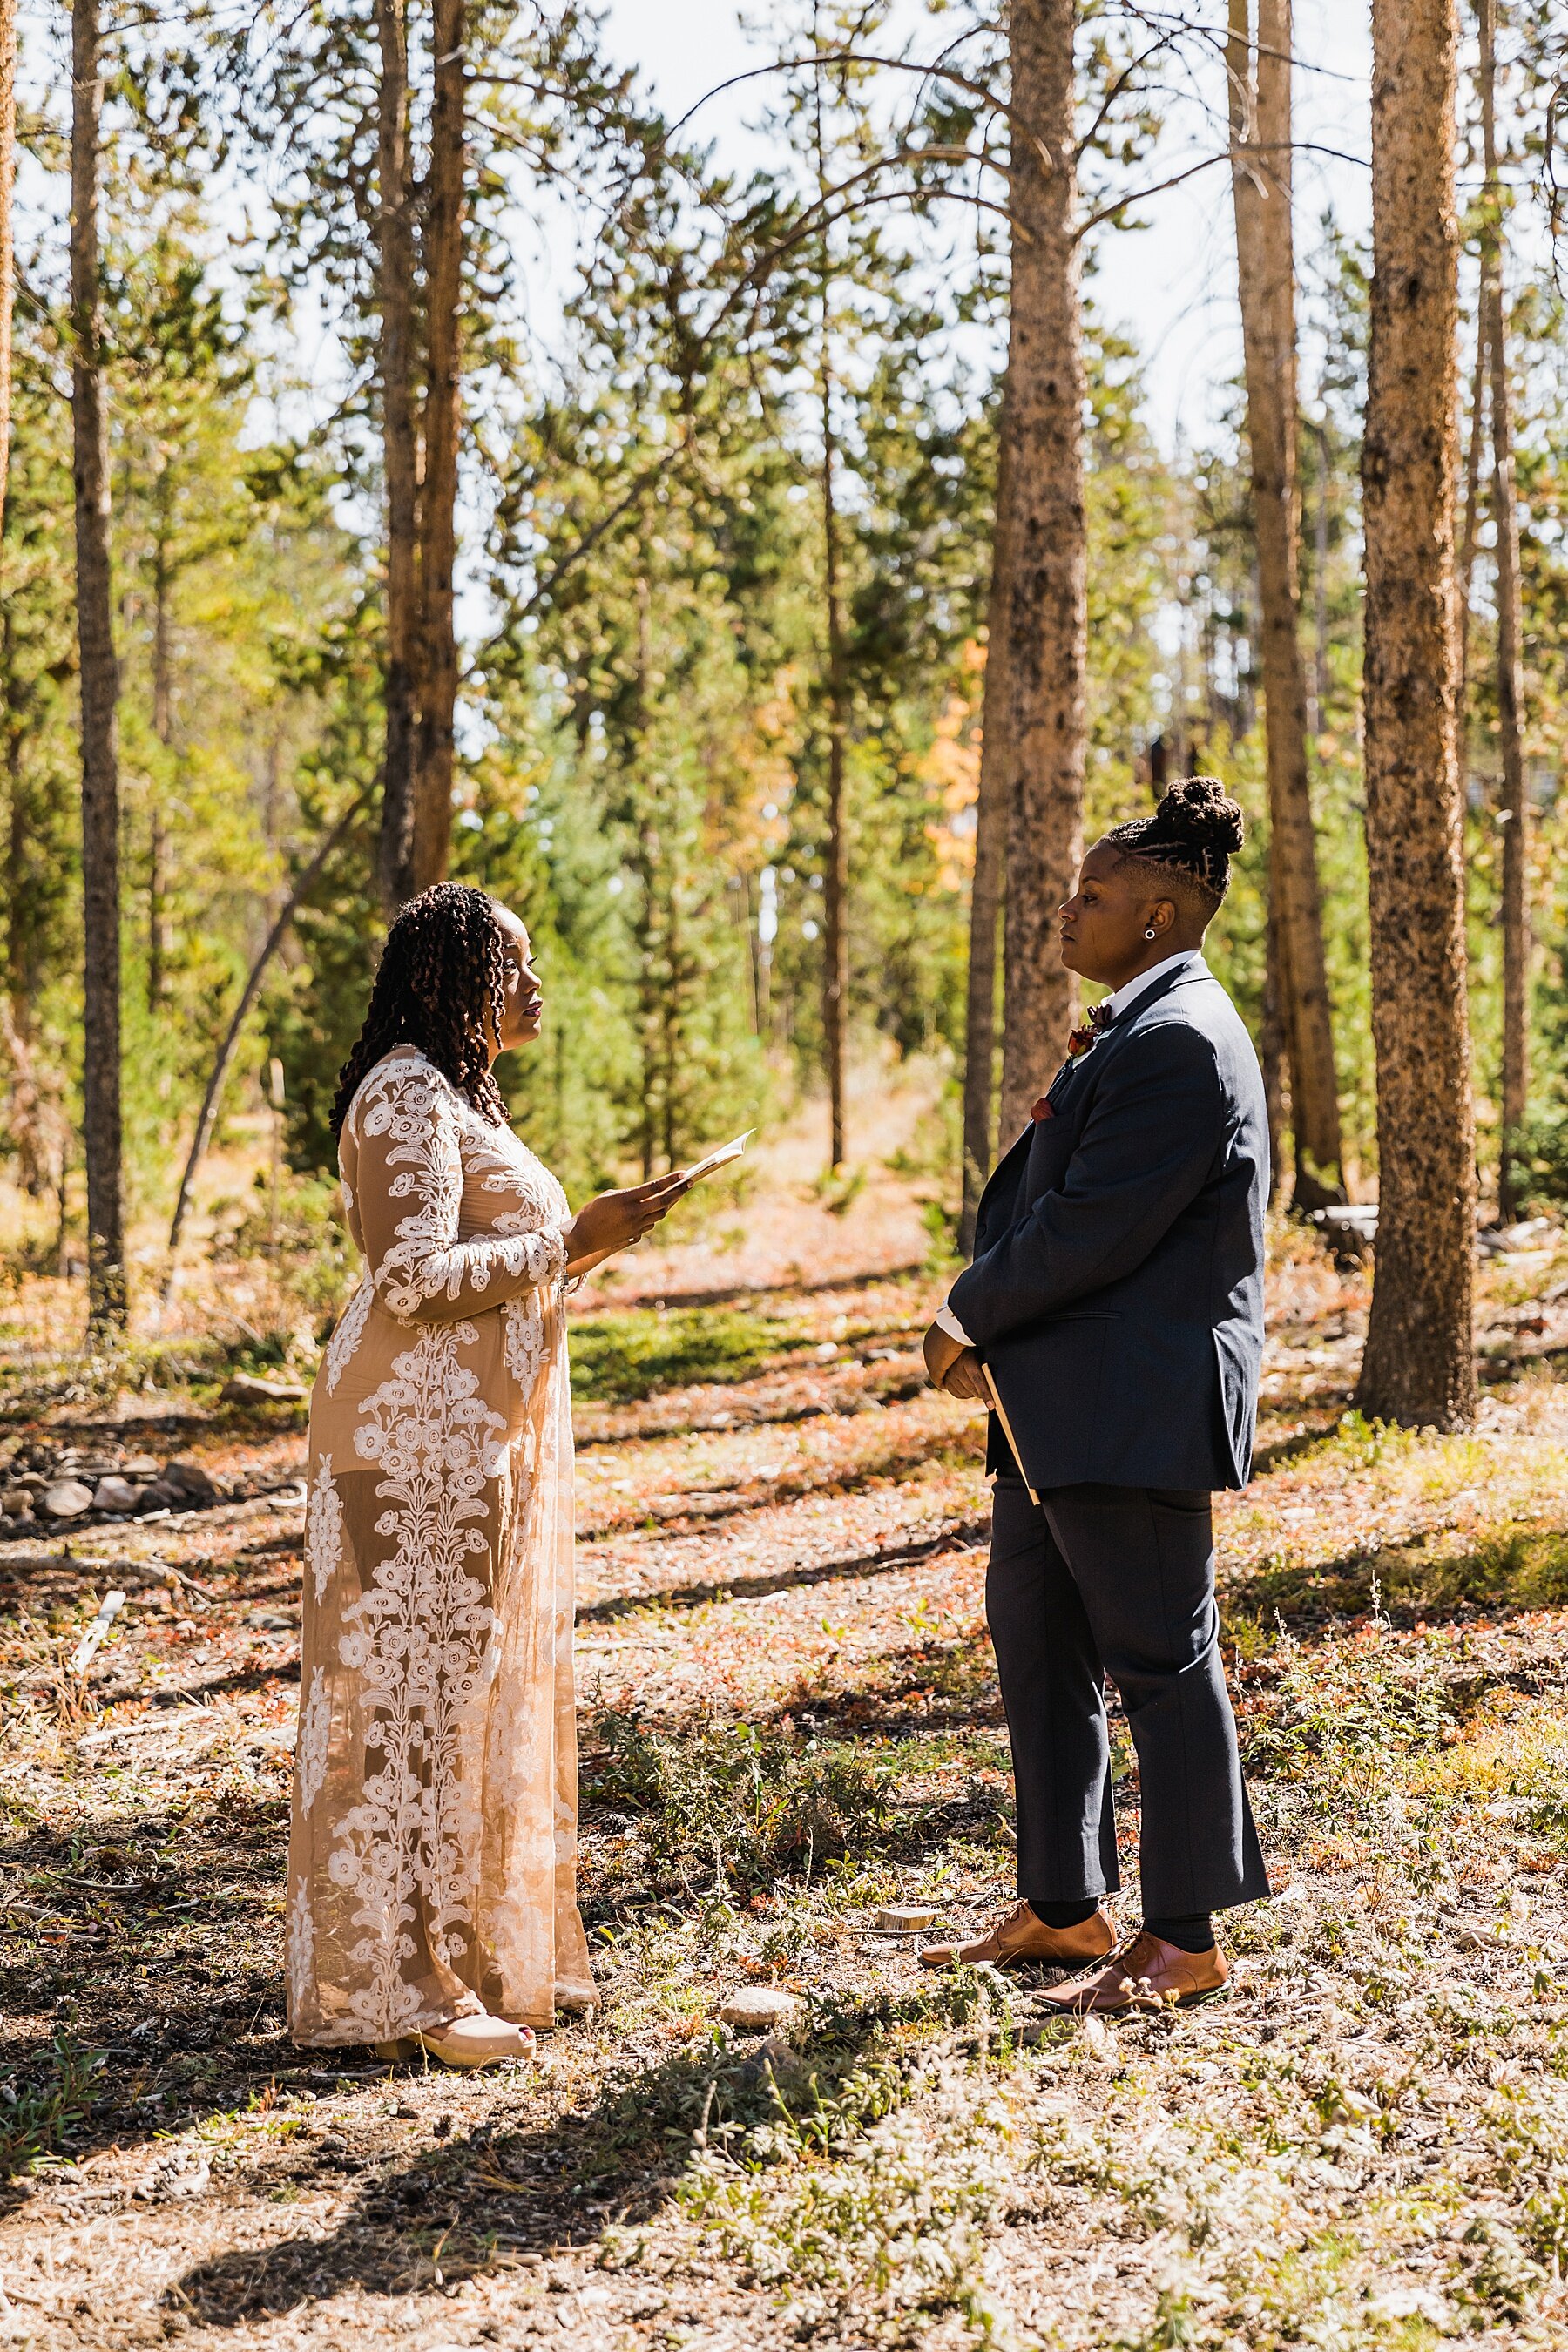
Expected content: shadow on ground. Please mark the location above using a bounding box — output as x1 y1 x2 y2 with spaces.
167 1978 975 2328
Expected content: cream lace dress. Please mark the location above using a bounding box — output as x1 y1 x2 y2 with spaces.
286 1046 594 2045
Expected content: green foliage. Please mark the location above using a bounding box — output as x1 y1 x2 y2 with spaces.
1502 1107 1568 1212
0 2042 105 2179
567 1306 795 1403
589 1972 997 2192
1244 1635 1451 1797
584 1710 901 1892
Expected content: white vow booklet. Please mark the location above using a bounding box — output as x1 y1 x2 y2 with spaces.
681 1130 754 1186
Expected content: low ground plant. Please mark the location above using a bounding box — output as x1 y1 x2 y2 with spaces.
584 1707 905 1892
0 2040 105 2178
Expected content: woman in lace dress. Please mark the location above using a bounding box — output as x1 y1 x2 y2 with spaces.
287 883 687 2067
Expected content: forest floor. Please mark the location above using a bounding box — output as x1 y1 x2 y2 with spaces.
2 1078 1568 2349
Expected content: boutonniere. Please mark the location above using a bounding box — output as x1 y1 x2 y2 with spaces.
1065 1002 1116 1059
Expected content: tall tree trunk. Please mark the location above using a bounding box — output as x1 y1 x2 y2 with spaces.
820 361 850 1171
1479 0 1528 1221
1356 0 1476 1429
1260 895 1288 1202
375 0 419 908
960 434 1013 1252
0 0 14 533
632 576 659 1182
997 0 1086 1137
71 0 125 1345
411 0 465 894
3 604 45 1197
1227 0 1343 1208
148 522 172 1010
1308 419 1330 740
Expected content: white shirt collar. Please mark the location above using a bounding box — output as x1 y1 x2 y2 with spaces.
1104 948 1206 1021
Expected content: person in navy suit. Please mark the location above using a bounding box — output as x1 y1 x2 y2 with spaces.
918 778 1271 2012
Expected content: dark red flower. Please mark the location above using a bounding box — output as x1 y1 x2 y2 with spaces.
1066 1001 1116 1059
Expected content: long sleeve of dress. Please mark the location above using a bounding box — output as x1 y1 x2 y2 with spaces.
351 1058 569 1323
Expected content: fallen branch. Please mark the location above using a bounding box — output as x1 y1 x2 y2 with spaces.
70 1586 126 1675
163 787 373 1290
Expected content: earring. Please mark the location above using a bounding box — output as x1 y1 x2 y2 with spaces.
1144 926 1158 940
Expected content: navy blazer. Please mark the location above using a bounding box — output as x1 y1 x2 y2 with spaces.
949 961 1268 1493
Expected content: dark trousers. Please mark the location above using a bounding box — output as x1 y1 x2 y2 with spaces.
987 1477 1269 1918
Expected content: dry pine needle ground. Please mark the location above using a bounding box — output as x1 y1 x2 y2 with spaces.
1 1159 1566 2350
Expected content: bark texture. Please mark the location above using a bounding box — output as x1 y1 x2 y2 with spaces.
1260 896 1287 1201
1356 0 1476 1429
0 0 15 534
71 0 126 1344
1227 0 1342 1207
997 0 1086 1138
148 520 172 1010
410 0 466 895
1478 0 1528 1220
375 0 419 908
3 604 51 1199
960 435 1013 1251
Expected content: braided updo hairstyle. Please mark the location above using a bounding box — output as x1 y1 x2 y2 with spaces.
329 882 510 1141
1103 776 1245 915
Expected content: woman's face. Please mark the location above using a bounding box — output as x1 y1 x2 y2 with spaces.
489 902 544 1053
1058 841 1176 990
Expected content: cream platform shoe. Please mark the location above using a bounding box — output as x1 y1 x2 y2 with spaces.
375 2013 538 2069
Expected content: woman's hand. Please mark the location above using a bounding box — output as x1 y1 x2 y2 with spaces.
564 1172 692 1273
923 1321 992 1402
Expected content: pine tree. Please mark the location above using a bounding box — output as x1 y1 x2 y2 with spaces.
1357 0 1477 1428
1477 0 1530 1219
996 0 1087 1136
1226 0 1343 1207
71 0 125 1344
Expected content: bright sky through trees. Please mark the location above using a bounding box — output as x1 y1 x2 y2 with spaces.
605 0 1374 451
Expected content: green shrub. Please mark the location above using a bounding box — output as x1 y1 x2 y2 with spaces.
0 2041 104 2177
585 1710 898 1890
1504 1109 1568 1213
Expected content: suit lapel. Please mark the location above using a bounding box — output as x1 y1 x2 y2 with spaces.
974 963 1214 1240
1061 960 1205 1084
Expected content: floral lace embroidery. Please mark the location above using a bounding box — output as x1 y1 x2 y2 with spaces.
290 1051 591 2046
355 1060 566 1319
286 1880 316 2020
503 1294 547 1397
324 1280 373 1396
296 1676 331 1812
329 1326 504 2041
305 1456 344 1604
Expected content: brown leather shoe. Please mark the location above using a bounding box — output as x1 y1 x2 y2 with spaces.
1036 1929 1228 2015
919 1900 1116 1971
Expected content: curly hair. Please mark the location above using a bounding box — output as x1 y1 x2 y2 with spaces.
329 882 510 1141
1102 775 1245 913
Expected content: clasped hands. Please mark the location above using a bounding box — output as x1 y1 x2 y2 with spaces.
923 1320 991 1403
